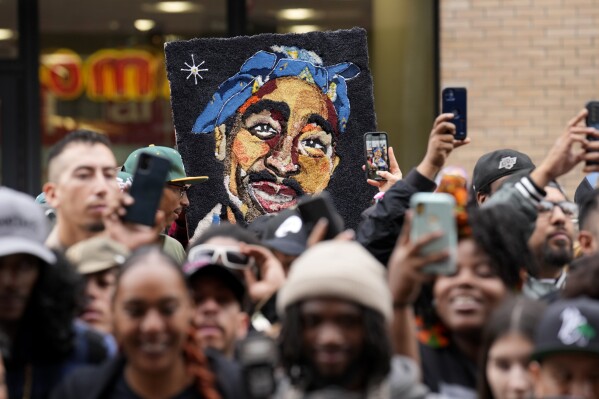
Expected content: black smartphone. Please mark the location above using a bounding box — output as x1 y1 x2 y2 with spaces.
297 192 344 240
586 101 599 166
122 153 171 226
363 132 389 181
442 87 467 140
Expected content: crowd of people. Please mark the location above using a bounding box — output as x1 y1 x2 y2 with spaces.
1 106 599 399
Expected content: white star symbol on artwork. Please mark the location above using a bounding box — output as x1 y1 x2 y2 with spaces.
181 54 208 85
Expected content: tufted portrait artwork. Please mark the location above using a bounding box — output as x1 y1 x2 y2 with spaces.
164 28 378 234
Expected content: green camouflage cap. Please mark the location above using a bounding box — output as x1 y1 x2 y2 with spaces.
122 145 208 185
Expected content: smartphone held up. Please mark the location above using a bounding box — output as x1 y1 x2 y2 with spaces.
442 87 467 141
364 132 390 181
122 153 171 226
586 101 599 166
409 192 457 275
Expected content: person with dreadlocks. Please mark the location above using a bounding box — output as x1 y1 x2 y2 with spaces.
51 246 246 399
275 240 428 399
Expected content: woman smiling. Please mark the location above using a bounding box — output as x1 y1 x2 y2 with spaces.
51 247 245 399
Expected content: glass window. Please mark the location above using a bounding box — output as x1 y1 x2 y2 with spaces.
37 0 435 181
246 0 436 171
0 0 18 59
248 1 372 34
39 0 226 179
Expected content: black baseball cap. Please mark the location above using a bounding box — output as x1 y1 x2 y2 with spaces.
472 149 535 194
183 258 246 305
261 209 308 256
246 213 276 240
531 297 599 361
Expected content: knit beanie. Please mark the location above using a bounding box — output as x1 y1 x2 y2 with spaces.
276 241 393 322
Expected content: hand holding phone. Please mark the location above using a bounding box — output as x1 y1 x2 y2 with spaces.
103 193 166 250
442 87 467 140
388 212 447 306
364 146 403 192
364 132 390 181
123 153 171 226
586 101 599 166
409 192 457 275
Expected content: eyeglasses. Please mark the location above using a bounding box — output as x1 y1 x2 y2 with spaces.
187 245 254 270
537 200 578 218
167 184 190 198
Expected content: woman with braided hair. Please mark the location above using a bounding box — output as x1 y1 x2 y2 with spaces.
51 246 246 399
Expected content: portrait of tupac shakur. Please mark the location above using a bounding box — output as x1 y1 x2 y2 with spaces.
165 28 378 232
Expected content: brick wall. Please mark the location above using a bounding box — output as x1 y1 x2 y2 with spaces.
440 0 599 197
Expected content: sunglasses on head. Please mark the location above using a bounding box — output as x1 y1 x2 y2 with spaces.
187 245 254 270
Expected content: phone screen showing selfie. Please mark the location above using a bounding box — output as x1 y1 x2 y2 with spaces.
365 134 389 180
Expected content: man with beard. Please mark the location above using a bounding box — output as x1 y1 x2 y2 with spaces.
469 109 599 300
44 130 120 250
275 241 428 398
192 46 359 225
524 183 577 299
121 145 208 263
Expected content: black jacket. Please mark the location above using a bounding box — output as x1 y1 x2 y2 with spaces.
356 169 437 265
420 342 477 398
7 321 112 399
50 349 247 399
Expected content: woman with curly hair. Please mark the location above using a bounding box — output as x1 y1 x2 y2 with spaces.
388 202 533 399
51 246 246 399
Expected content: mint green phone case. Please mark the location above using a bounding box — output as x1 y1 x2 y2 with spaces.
409 192 457 275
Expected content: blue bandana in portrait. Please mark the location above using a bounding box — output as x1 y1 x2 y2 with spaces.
165 28 377 236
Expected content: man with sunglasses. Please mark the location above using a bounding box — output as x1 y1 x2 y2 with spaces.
185 224 259 359
183 256 249 360
186 224 287 358
482 109 599 300
122 145 208 263
525 183 577 299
